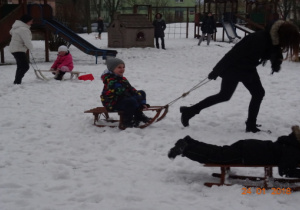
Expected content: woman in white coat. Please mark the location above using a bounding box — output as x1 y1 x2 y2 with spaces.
9 14 33 84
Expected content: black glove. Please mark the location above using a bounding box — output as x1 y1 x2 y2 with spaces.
271 64 281 74
208 71 218 80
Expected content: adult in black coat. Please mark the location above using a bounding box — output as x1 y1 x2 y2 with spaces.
180 20 300 132
153 13 166 49
97 17 104 39
168 125 300 178
198 12 216 46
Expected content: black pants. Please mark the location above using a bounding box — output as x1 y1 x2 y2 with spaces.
12 52 30 84
114 90 147 120
182 137 243 164
155 37 165 49
191 72 265 123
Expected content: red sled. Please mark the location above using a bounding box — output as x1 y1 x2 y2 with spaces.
78 74 94 81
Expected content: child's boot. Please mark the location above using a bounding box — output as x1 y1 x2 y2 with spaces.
55 71 65 80
122 114 134 128
134 111 151 124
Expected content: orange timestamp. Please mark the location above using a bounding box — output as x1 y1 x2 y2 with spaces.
242 187 292 195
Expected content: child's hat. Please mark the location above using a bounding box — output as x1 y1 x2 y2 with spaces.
106 57 125 72
58 45 68 52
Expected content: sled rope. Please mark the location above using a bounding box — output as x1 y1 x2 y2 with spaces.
30 52 40 71
165 77 210 107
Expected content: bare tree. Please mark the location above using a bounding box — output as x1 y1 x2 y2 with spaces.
291 0 299 23
91 0 103 18
123 0 139 6
278 0 293 20
103 0 123 22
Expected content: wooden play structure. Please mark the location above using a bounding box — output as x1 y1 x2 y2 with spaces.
195 0 280 42
108 13 154 48
0 0 117 64
204 163 300 191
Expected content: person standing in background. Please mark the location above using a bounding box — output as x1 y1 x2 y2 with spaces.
9 14 33 85
198 12 216 46
97 17 104 39
153 13 166 50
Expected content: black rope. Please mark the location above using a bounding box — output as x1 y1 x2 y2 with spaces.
165 77 210 107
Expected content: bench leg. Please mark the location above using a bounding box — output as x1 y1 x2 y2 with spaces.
118 112 125 130
205 166 231 187
264 166 273 188
93 113 99 125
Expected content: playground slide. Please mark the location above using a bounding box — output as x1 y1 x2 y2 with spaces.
222 21 241 42
44 19 117 62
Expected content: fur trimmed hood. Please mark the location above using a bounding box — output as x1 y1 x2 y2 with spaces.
270 20 285 45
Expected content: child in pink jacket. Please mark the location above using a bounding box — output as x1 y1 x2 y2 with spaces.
50 45 74 80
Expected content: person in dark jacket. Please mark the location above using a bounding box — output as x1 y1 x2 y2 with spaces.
198 12 216 46
97 17 104 39
153 13 166 49
168 125 300 178
180 20 300 132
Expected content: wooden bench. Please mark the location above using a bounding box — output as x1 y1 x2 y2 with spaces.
84 106 168 130
203 163 300 191
34 70 86 80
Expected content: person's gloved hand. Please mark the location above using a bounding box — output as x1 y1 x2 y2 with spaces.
208 71 218 80
271 64 281 74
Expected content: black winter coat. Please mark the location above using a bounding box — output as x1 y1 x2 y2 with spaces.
211 29 283 80
232 133 300 178
153 19 166 38
201 16 216 34
97 20 104 31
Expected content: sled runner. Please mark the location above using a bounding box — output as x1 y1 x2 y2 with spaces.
84 106 168 129
34 70 86 80
203 163 300 191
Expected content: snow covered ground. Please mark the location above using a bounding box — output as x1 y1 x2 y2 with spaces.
1 25 300 210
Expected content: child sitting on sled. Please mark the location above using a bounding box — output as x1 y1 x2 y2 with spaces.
50 45 74 80
100 57 151 128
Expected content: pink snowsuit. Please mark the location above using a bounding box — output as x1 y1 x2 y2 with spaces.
51 53 74 72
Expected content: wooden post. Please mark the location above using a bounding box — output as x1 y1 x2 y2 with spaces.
23 0 27 14
45 29 49 62
186 7 189 38
149 5 152 22
1 48 4 64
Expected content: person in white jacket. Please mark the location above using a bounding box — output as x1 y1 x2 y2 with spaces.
9 14 33 84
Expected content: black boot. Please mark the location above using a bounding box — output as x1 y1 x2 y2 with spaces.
134 111 152 124
122 115 135 128
245 120 261 133
168 138 188 159
180 106 196 127
55 71 65 80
